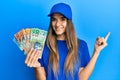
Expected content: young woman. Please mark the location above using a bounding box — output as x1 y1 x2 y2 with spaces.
25 3 110 80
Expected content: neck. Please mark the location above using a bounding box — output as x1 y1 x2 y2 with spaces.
56 34 66 40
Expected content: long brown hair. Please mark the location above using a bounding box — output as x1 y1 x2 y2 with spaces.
46 19 79 75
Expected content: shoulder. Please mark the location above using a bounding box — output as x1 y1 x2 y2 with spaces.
77 38 88 47
77 38 89 54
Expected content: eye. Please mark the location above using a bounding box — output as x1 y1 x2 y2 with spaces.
61 17 67 21
51 17 56 21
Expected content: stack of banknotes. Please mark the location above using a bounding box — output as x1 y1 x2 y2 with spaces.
13 28 48 59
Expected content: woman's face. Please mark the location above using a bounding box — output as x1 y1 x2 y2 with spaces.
51 13 67 40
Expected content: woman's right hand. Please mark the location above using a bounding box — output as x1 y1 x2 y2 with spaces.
25 48 41 68
25 48 46 80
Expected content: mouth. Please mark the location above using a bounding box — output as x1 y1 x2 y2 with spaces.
55 26 63 31
56 28 61 31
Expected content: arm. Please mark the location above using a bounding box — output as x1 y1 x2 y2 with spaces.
79 49 100 80
25 48 46 80
79 32 110 80
34 67 46 80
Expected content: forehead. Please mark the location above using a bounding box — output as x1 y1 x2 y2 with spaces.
52 13 64 18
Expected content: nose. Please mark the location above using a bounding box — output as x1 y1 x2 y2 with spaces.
56 20 61 27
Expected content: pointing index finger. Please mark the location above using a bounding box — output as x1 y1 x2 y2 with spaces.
105 32 111 41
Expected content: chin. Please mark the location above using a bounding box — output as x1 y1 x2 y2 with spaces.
55 32 63 35
56 33 62 36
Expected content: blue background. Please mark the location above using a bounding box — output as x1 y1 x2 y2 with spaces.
0 0 120 80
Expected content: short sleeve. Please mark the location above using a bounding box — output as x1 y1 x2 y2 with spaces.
78 39 90 67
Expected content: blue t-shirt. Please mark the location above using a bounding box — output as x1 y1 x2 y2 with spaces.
38 39 90 80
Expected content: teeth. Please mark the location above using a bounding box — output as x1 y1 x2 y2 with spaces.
56 28 61 31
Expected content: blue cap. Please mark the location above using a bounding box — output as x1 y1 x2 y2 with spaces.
48 3 72 20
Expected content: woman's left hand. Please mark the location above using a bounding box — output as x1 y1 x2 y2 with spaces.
94 32 110 53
